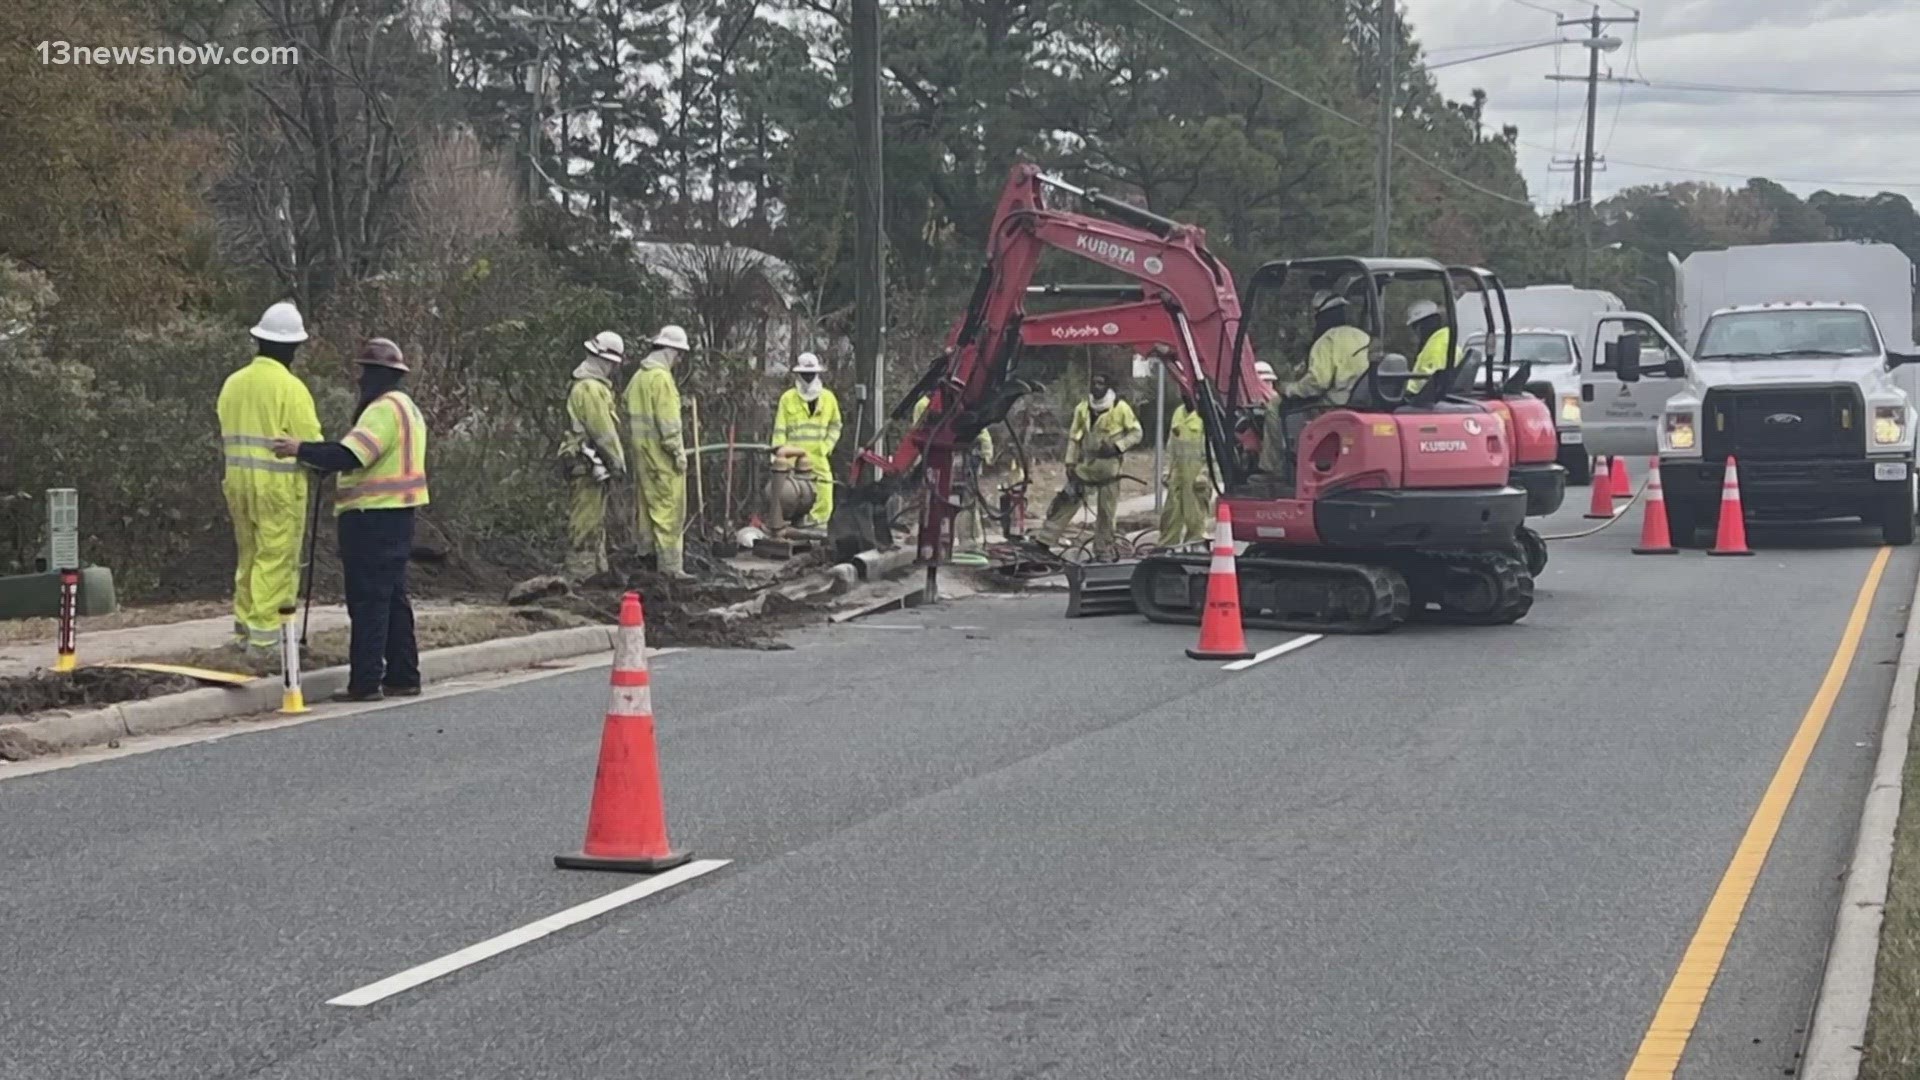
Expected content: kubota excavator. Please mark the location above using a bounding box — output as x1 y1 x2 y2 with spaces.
832 163 1536 633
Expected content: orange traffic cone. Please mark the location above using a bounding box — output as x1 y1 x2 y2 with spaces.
1610 455 1633 498
1186 504 1254 661
555 592 693 873
1585 456 1616 519
1632 457 1678 555
1708 456 1754 556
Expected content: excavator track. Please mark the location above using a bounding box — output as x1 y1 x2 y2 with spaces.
1399 551 1535 626
1131 553 1412 635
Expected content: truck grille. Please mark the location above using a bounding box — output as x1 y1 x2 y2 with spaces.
1702 386 1862 461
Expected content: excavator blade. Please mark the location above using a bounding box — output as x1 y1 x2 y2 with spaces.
1065 560 1140 618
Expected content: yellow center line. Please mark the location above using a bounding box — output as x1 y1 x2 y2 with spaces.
1624 544 1892 1079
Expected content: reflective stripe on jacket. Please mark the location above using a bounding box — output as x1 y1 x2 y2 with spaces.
772 388 843 449
1066 399 1143 485
1166 404 1207 468
1281 327 1371 406
336 392 430 513
217 357 323 487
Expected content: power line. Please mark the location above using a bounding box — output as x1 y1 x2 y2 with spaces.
1626 77 1920 99
1128 0 1535 208
1507 0 1566 17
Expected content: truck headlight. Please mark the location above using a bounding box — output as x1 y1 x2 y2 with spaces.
1664 412 1696 450
1559 395 1581 423
1874 405 1907 446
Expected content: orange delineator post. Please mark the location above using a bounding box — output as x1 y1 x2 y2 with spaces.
555 592 693 873
1585 456 1616 519
1610 455 1633 498
1632 457 1679 555
1707 456 1755 557
1186 503 1254 661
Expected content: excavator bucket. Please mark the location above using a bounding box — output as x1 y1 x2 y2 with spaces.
1065 560 1140 618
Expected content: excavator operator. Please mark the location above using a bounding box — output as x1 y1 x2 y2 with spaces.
1260 291 1372 479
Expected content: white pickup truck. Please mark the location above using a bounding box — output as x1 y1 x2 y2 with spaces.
1464 327 1590 482
1628 301 1920 545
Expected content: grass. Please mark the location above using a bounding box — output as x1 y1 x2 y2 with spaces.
142 606 593 679
0 600 232 646
1864 678 1920 1079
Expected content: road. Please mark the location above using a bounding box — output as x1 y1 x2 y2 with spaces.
2 492 1913 1080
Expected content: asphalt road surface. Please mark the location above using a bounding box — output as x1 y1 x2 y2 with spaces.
4 491 1914 1080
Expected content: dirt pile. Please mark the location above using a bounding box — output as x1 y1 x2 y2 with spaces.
0 668 196 719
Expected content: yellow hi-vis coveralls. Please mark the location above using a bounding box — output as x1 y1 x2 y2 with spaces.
912 396 995 554
562 365 628 580
771 387 843 525
1158 403 1212 546
624 357 688 576
1035 396 1143 553
217 356 322 649
1263 326 1372 475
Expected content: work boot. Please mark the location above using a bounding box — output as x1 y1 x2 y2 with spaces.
331 687 383 703
381 684 423 698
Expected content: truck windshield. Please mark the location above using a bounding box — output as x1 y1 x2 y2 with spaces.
1467 333 1574 366
1695 309 1879 359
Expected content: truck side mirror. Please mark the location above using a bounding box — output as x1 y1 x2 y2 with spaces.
1664 356 1686 378
1890 352 1920 368
1610 336 1643 383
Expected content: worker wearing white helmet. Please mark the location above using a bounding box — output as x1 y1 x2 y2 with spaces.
1253 359 1278 392
1262 290 1372 478
561 331 630 582
771 351 843 527
1404 299 1455 394
215 301 323 652
624 324 694 580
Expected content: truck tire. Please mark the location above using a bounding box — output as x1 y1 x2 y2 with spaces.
1559 447 1592 485
1666 499 1708 548
1880 477 1916 546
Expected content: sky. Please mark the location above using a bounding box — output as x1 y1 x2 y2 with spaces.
1397 0 1920 209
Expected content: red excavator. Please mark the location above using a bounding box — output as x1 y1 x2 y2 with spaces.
833 163 1535 633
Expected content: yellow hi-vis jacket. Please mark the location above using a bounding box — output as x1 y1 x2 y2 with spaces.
625 362 686 473
1065 397 1142 485
335 392 430 514
1166 403 1207 471
1281 327 1372 406
564 371 627 477
772 388 843 470
911 395 994 461
1409 327 1457 394
218 356 323 495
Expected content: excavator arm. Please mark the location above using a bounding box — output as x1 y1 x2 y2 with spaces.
834 163 1270 565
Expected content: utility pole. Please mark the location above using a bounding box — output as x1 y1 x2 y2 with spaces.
850 0 885 447
1548 6 1637 285
1371 0 1395 257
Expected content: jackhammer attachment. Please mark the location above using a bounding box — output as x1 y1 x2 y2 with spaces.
1065 560 1140 618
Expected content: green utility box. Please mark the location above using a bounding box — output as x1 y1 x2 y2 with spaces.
0 566 119 620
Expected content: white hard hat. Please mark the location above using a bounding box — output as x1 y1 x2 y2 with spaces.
251 301 308 344
651 324 691 352
584 330 626 361
1405 299 1442 327
1311 290 1348 315
794 352 824 374
1253 360 1277 381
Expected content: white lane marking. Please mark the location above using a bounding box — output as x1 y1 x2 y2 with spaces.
1221 634 1324 671
0 649 682 781
326 858 730 1008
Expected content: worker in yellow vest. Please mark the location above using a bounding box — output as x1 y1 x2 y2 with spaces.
1405 299 1457 394
1158 394 1212 547
272 338 428 702
771 352 843 526
217 301 323 652
626 325 694 581
561 331 629 582
911 394 995 560
1032 371 1142 557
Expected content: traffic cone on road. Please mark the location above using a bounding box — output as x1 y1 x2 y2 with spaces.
1707 456 1755 557
1186 504 1254 661
1632 457 1679 555
1585 456 1616 519
555 592 693 874
1610 455 1633 498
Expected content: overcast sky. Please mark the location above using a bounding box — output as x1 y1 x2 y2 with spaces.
1398 0 1920 208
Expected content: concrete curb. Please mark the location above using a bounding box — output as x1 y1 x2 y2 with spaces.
1801 572 1920 1078
0 624 617 758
